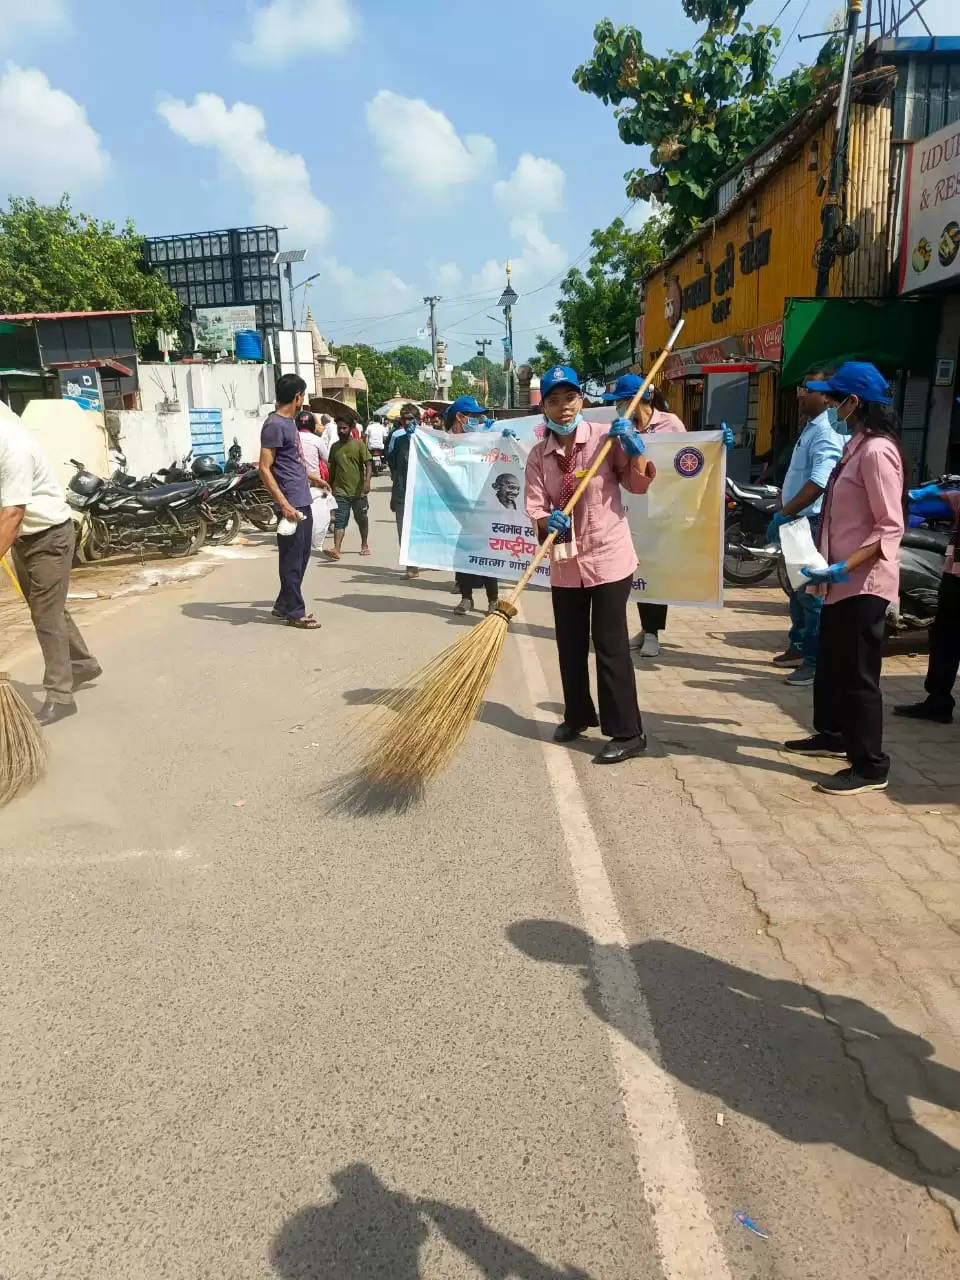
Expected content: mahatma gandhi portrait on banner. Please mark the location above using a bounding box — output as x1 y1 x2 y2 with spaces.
492 473 521 510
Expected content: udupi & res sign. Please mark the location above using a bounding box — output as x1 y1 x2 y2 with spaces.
674 228 774 325
899 118 960 293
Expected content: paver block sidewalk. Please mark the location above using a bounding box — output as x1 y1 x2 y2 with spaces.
635 586 960 1223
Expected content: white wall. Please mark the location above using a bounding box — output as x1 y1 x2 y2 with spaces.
112 404 268 475
139 361 274 414
20 399 109 490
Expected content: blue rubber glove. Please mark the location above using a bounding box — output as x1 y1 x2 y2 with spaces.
609 418 645 457
546 509 571 536
765 510 793 542
721 423 735 450
908 483 942 501
801 561 849 585
501 426 518 439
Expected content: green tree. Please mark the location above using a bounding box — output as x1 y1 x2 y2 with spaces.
526 336 566 376
332 342 423 409
0 195 182 351
574 5 840 248
383 344 433 377
549 214 664 380
458 353 506 406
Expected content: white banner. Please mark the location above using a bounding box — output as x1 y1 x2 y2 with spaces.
400 415 725 607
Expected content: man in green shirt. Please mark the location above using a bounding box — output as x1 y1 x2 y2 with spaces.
326 416 372 559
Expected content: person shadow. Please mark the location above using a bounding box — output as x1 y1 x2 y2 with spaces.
269 1163 590 1278
508 921 960 1202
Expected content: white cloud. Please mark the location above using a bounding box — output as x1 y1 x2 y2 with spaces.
0 64 109 200
473 214 566 296
624 199 654 231
0 0 68 46
157 92 331 246
494 154 565 219
365 91 496 193
320 257 415 317
233 0 356 66
435 261 463 292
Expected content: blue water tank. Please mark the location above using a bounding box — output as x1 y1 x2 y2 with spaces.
235 329 263 361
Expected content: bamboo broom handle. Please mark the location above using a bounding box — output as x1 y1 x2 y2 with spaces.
505 320 685 606
1 555 22 597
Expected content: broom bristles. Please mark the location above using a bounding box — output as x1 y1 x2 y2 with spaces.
0 672 46 807
359 609 511 791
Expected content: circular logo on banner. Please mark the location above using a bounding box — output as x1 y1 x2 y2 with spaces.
674 446 705 478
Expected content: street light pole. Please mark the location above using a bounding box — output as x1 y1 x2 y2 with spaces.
475 337 492 402
273 248 308 376
423 295 441 398
497 264 519 411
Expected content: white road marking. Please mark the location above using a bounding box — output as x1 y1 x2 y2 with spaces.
514 622 733 1280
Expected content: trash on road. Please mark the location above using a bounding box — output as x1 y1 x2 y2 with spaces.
233 799 246 808
733 1210 769 1239
716 1112 724 1126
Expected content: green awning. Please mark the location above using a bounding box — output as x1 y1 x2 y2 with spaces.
781 296 942 385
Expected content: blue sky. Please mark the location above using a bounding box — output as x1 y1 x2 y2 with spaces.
0 0 949 365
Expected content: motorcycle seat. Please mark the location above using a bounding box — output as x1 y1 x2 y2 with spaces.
203 474 236 494
133 482 203 508
901 528 950 554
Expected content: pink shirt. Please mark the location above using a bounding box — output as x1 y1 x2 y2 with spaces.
944 490 960 576
639 407 687 434
818 431 904 604
524 419 655 588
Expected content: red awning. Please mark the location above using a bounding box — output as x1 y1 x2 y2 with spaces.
47 358 135 377
0 310 149 322
664 360 777 379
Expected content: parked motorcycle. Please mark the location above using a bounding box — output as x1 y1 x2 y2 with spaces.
723 477 780 586
66 459 209 561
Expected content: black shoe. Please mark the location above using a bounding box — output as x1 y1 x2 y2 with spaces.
72 663 102 691
816 768 888 796
553 719 598 744
783 733 847 758
892 699 953 725
593 734 647 764
36 699 78 727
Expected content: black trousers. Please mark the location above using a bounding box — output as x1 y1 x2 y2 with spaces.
551 574 642 740
637 602 668 633
925 571 960 712
813 594 889 780
456 572 498 600
275 505 313 619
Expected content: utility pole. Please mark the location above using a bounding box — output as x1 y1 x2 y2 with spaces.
423 295 441 397
816 0 862 296
475 337 492 403
497 264 519 410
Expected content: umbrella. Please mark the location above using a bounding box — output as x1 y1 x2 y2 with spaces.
375 397 422 421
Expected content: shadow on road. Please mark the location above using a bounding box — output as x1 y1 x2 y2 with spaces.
269 1163 590 1279
181 600 279 626
508 921 960 1201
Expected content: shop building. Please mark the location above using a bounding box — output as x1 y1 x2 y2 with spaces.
641 65 945 480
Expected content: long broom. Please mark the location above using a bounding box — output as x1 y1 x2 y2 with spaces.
360 320 685 793
0 557 46 806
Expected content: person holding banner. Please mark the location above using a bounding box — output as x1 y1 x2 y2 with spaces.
445 395 501 615
603 373 686 657
525 365 655 765
388 403 422 579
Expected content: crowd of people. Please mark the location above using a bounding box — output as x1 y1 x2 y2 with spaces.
1 358 956 796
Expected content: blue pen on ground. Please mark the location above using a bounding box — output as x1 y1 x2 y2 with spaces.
733 1210 769 1239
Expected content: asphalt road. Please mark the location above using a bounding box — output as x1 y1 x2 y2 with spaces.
1 484 956 1278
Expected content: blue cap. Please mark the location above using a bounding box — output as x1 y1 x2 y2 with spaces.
602 373 652 403
539 364 581 398
805 361 893 405
445 395 488 421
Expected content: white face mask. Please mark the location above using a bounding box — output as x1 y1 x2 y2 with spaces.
546 410 583 436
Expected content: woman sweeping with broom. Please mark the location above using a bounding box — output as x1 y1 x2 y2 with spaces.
525 365 655 764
